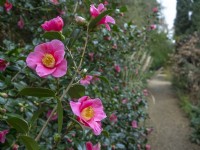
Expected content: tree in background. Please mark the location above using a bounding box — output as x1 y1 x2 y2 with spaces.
191 0 200 32
174 0 192 36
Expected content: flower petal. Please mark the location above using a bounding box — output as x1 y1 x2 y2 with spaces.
97 3 105 12
87 121 102 135
90 4 99 17
26 52 43 69
86 141 93 150
70 101 81 117
52 59 67 77
36 64 56 77
105 16 115 24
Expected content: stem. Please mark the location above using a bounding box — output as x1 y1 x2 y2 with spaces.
11 66 26 82
35 25 90 142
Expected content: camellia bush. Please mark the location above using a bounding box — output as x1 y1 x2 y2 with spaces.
0 0 159 149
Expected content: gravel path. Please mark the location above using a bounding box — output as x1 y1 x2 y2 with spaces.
146 73 200 150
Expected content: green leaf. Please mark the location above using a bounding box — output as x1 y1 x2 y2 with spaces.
102 130 110 138
30 107 46 125
68 84 85 98
42 32 65 41
19 136 40 150
89 9 113 30
19 87 55 98
68 117 84 131
0 0 6 6
120 6 128 12
6 117 29 134
67 28 81 48
98 76 110 85
57 99 63 134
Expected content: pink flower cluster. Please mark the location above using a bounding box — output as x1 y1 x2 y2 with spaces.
0 130 9 143
90 3 115 31
4 0 12 12
80 75 99 86
26 40 67 78
70 96 106 135
86 141 101 150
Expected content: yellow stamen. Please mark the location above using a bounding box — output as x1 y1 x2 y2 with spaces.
42 54 55 68
81 106 94 121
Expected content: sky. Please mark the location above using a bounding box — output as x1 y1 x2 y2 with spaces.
158 0 177 37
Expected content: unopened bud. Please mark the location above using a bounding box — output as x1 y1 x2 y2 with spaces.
0 92 8 98
83 68 87 73
54 133 61 143
75 16 87 26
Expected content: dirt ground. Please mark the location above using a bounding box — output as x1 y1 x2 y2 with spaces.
146 72 200 150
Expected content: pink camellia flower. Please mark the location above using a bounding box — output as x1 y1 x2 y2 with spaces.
150 24 156 30
50 0 59 5
18 17 24 29
26 40 67 78
88 52 94 61
70 96 107 135
152 7 158 13
41 16 64 32
109 113 117 123
114 64 120 73
80 75 93 86
0 130 9 143
0 59 9 71
46 110 58 121
86 141 101 150
90 3 115 31
4 0 12 12
145 144 151 150
132 120 138 128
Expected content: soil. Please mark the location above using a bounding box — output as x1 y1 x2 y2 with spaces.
146 72 200 150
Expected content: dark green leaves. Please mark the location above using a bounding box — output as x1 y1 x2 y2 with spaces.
19 136 40 150
6 117 29 134
57 99 63 134
67 28 81 48
89 10 113 30
42 32 65 41
0 0 6 6
19 87 55 98
68 84 85 98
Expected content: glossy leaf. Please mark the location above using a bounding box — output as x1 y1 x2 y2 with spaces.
19 87 55 98
6 117 29 134
68 84 85 98
98 76 110 85
30 107 46 125
42 31 65 41
19 136 40 150
89 9 113 30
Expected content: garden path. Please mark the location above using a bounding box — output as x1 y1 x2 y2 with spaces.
146 72 200 150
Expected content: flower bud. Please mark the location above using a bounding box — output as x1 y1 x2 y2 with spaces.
54 133 61 143
0 93 8 98
75 16 87 26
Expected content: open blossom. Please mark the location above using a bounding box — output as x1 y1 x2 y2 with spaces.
114 64 120 73
4 0 12 12
150 24 156 30
90 3 115 31
0 130 9 143
86 141 101 150
26 40 67 78
109 113 117 123
0 59 9 71
70 96 107 135
132 120 138 128
18 17 24 29
46 110 58 121
80 75 93 86
41 16 64 32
